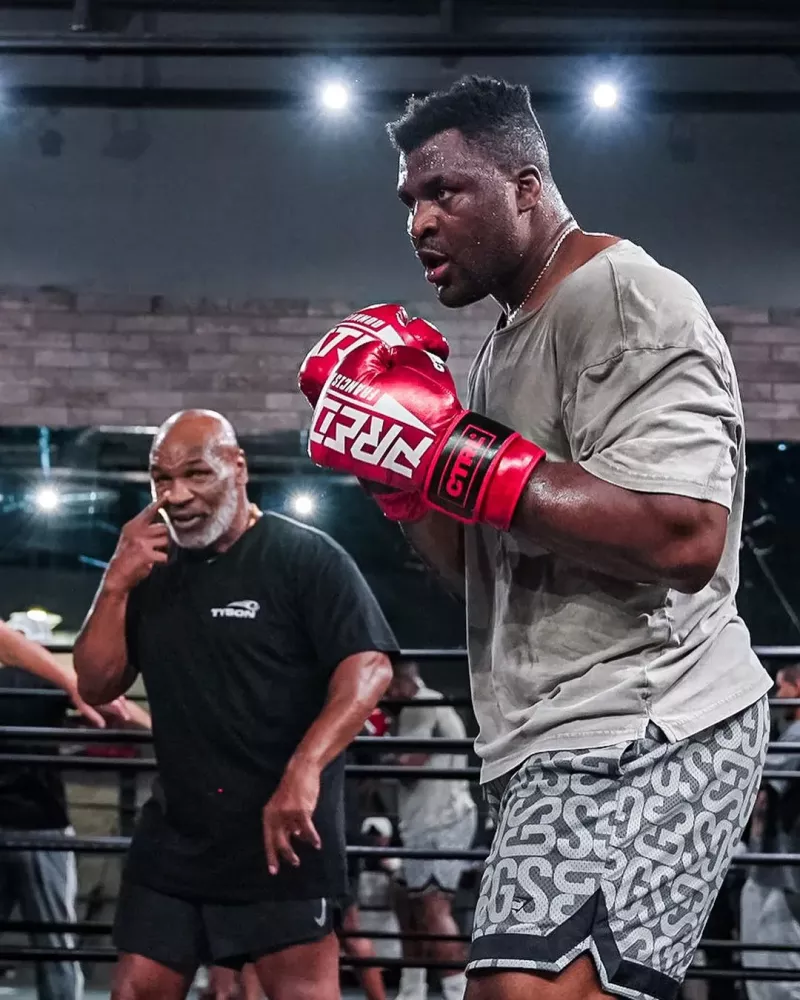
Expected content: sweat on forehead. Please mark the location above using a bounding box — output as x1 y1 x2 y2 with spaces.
150 409 238 461
400 129 493 172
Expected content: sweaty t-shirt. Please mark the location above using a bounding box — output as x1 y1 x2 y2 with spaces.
123 512 398 903
395 685 476 836
465 240 771 783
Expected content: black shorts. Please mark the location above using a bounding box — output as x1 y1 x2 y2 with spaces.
113 881 333 974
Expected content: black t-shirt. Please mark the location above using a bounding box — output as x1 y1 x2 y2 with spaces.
0 666 70 830
123 513 398 903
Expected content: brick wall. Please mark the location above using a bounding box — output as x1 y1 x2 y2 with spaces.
0 287 798 440
716 306 800 440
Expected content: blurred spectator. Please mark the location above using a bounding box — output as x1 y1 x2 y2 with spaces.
358 816 403 968
334 709 390 1000
385 662 476 1000
0 617 149 1000
197 964 263 1000
741 665 800 999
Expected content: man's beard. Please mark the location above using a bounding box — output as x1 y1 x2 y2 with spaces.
171 485 240 550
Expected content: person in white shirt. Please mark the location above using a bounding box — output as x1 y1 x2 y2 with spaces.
741 665 800 1000
386 662 477 1000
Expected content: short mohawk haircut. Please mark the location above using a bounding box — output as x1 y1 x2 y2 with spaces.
386 75 550 175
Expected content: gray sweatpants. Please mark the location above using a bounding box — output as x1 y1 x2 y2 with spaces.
0 828 84 1000
741 878 800 1000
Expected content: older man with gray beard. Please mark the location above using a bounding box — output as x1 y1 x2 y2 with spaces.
73 410 398 1000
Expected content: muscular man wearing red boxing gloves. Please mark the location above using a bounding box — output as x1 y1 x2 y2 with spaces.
299 76 772 1000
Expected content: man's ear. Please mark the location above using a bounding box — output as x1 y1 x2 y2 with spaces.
516 165 543 213
235 449 248 486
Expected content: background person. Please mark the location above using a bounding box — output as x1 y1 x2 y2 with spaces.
741 666 800 1000
385 662 477 1000
73 409 397 1000
0 616 149 1000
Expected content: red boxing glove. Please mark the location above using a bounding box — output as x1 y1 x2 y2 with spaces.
298 304 450 408
363 707 390 737
308 343 546 532
359 479 429 524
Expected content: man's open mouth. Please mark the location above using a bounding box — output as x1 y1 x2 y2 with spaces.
417 249 451 285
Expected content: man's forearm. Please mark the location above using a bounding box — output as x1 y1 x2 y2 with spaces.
289 651 393 774
73 583 136 705
512 460 726 592
0 623 79 694
402 511 465 598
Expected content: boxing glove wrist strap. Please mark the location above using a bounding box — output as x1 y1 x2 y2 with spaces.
423 412 546 531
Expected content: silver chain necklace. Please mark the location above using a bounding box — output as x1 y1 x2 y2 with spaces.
507 222 579 325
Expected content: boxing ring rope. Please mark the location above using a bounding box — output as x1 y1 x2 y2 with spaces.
7 726 800 758
0 947 793 981
0 834 795 872
3 919 800 955
3 646 800 983
1 738 800 783
0 31 796 60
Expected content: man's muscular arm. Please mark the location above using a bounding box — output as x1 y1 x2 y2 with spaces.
309 339 738 596
399 464 714 598
263 650 393 873
504 340 735 593
511 463 727 594
0 621 132 728
402 512 465 599
289 651 393 778
74 497 169 704
73 588 137 705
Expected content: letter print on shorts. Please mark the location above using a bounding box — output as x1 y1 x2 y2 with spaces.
468 697 769 1000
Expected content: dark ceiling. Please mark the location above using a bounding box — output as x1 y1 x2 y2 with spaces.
0 0 797 54
0 1 797 111
0 0 795 17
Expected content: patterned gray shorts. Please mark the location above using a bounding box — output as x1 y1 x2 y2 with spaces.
468 697 769 1000
398 807 478 894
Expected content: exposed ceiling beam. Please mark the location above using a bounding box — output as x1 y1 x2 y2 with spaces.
9 84 800 112
0 0 795 16
0 29 797 56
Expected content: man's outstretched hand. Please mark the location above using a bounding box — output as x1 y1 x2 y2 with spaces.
70 690 133 728
262 760 322 874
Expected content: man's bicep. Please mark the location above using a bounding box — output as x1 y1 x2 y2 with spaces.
566 345 740 511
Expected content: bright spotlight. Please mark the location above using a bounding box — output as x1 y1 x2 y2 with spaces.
35 485 60 512
592 82 619 109
320 81 349 111
290 493 316 518
26 608 49 622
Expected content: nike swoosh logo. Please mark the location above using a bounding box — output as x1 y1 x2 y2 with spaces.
313 898 327 927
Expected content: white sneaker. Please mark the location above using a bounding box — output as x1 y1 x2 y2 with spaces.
395 967 428 1000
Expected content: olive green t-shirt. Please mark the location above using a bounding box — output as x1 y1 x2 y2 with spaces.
465 240 771 783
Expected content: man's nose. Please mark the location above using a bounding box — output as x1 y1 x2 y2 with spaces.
408 202 438 245
167 480 193 505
